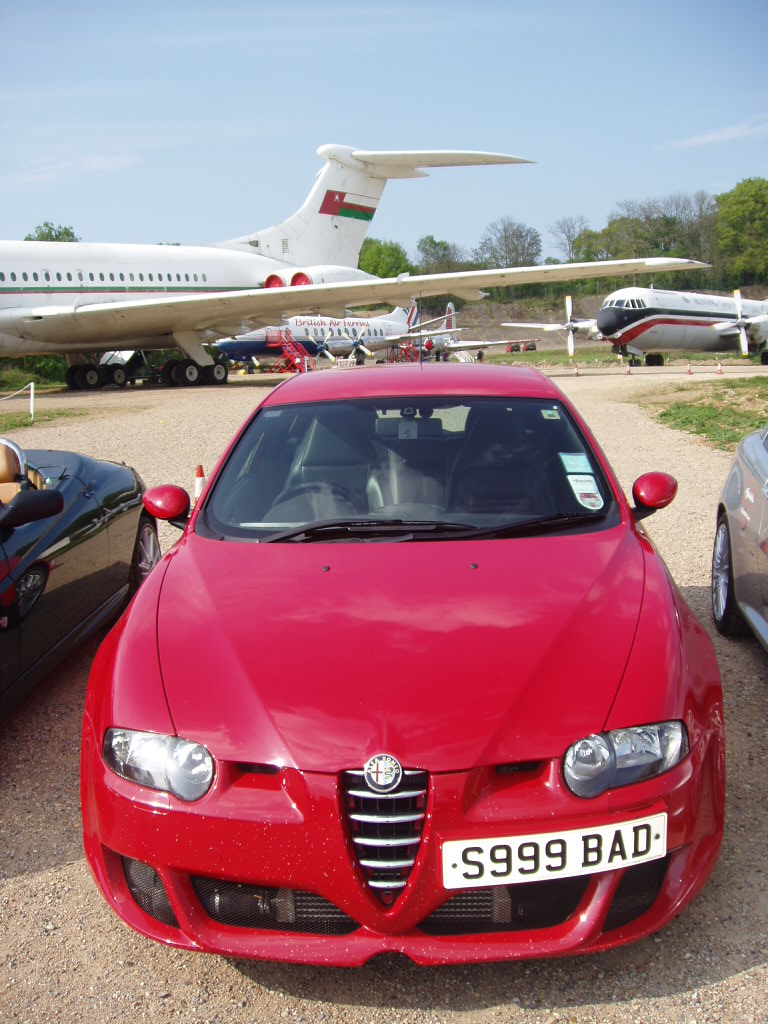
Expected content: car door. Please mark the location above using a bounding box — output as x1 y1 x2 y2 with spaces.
8 459 109 683
755 428 768 620
0 540 21 691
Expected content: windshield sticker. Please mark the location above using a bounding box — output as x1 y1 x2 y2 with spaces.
560 452 591 474
568 475 604 510
541 409 561 420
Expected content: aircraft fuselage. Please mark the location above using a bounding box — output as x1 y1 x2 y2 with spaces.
596 287 768 353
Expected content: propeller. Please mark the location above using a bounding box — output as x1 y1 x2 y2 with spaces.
347 329 373 359
502 296 597 358
710 289 768 358
315 330 337 363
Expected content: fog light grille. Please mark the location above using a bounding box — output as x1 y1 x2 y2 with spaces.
122 856 177 927
602 855 669 931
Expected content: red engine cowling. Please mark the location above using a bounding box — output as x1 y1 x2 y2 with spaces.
262 266 374 289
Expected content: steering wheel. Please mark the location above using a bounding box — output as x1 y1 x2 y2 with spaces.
272 480 365 511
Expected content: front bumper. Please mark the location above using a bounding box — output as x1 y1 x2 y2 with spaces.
80 710 724 966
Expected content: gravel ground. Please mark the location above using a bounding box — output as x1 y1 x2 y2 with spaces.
1 365 767 1024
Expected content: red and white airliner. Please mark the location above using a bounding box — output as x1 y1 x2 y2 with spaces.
595 286 768 364
507 287 768 365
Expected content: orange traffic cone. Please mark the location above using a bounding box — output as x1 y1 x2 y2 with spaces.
193 465 206 504
716 361 724 375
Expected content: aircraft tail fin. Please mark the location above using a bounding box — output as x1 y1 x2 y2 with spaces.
407 304 420 330
444 301 456 334
215 145 530 269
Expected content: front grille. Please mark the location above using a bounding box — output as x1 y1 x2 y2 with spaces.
602 856 669 932
190 877 357 935
342 767 428 905
420 876 589 935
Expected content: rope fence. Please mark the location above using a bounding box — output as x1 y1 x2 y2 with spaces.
0 382 35 423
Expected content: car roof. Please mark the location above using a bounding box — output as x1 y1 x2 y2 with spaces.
262 363 562 407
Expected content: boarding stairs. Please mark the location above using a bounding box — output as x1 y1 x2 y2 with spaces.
266 328 315 374
386 340 421 363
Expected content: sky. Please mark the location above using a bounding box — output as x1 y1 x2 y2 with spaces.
1 0 767 262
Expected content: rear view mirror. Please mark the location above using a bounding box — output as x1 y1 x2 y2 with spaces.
143 485 191 529
632 472 678 521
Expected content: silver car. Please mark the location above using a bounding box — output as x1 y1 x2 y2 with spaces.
712 425 768 650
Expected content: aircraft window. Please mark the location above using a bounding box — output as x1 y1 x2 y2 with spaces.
109 273 115 282
176 273 181 282
89 273 94 282
10 272 16 281
119 273 124 282
193 274 198 282
202 274 207 282
139 273 144 282
149 273 154 282
44 272 50 282
304 329 310 337
22 272 28 282
33 272 39 282
0 273 4 282
352 329 358 338
185 274 190 282
99 273 105 282
78 272 83 282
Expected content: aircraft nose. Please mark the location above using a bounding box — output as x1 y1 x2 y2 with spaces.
596 308 623 337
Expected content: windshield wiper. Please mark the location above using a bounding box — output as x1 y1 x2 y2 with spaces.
264 518 476 543
464 510 609 540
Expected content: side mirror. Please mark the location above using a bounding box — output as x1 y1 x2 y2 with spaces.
632 472 678 521
0 489 65 530
143 485 191 530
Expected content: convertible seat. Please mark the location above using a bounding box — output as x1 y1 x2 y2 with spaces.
0 442 23 503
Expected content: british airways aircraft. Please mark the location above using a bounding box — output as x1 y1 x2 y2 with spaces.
0 142 705 388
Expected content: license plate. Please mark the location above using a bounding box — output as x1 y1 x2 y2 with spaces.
442 813 667 890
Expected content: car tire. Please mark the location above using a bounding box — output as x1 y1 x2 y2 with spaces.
128 515 161 595
711 515 749 636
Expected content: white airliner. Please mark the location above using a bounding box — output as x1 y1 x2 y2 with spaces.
505 286 768 365
0 142 706 387
595 286 768 364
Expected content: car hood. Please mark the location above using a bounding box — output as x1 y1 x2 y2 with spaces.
156 528 647 772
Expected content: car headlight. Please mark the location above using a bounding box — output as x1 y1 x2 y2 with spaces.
563 721 688 798
103 728 214 802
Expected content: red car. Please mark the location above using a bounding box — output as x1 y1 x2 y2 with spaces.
81 363 724 966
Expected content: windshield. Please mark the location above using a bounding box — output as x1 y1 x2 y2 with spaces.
200 395 616 542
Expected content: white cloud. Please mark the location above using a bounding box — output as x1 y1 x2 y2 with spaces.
664 117 768 150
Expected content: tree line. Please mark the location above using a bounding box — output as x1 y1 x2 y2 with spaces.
359 177 768 301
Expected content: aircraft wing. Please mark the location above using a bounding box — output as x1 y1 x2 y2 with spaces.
502 321 571 332
0 258 706 349
435 338 512 353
